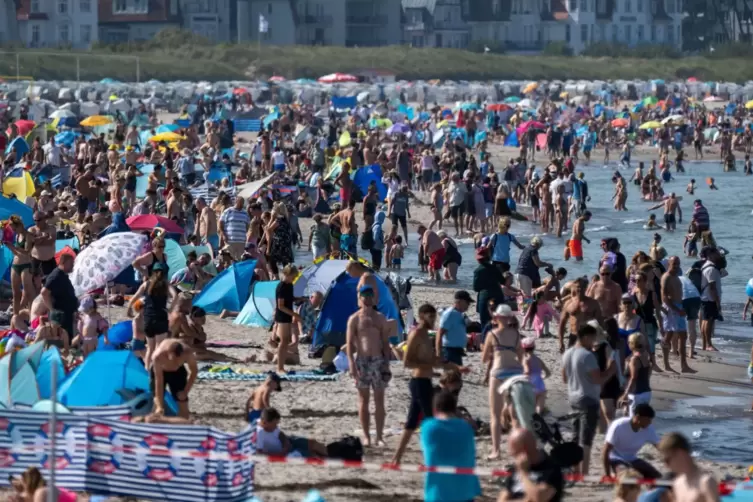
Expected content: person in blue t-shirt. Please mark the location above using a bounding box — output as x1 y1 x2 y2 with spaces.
437 290 473 365
420 390 481 502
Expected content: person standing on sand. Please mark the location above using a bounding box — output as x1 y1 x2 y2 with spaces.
558 278 603 353
700 247 723 353
587 265 623 319
418 224 444 284
567 211 591 262
391 304 467 465
195 197 219 254
659 433 720 502
661 256 694 373
346 285 393 447
274 265 300 374
436 290 473 366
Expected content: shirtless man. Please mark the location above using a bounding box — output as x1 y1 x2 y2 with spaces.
195 197 219 253
166 187 183 222
567 211 592 262
660 256 694 373
28 212 57 281
587 265 623 318
648 192 682 232
558 278 603 353
261 132 271 173
346 285 393 447
151 338 198 420
75 164 99 214
659 433 719 502
333 199 359 258
613 173 628 211
335 161 354 209
554 184 567 238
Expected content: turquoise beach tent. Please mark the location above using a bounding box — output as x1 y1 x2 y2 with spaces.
312 271 402 351
35 347 65 399
55 236 80 253
134 164 155 198
0 195 33 227
235 280 279 328
0 350 41 406
192 259 257 314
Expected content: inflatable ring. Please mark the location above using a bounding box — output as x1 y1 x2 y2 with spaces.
137 434 181 481
746 278 753 298
86 424 124 474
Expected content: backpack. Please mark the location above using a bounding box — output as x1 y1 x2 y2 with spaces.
326 436 363 461
361 230 374 251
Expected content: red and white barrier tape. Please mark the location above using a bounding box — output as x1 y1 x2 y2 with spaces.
3 442 751 491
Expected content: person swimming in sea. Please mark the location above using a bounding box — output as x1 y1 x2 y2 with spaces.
246 372 283 424
645 214 660 230
686 179 696 195
707 177 719 190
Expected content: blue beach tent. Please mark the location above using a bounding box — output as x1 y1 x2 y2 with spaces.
192 259 257 314
0 194 33 227
234 280 279 328
352 164 387 201
312 271 402 351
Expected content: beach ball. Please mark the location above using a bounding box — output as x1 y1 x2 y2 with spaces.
745 278 753 298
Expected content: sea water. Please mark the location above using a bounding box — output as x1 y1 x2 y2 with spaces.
395 159 753 463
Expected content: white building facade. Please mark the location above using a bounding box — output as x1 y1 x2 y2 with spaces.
15 0 99 48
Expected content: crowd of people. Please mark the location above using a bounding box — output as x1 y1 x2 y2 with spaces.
0 85 742 502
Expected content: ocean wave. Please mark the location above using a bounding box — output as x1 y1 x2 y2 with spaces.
622 218 644 224
589 225 610 232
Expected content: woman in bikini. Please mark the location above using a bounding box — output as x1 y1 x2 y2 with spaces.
75 296 109 358
6 215 35 315
482 304 523 460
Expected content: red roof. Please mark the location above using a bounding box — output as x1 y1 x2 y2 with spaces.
98 0 180 23
16 0 49 20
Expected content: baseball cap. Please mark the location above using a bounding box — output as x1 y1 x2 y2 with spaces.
493 304 513 317
358 285 374 296
454 290 474 304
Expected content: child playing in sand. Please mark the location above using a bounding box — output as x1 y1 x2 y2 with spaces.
521 337 551 414
686 178 696 195
74 296 108 358
255 407 329 458
523 291 559 338
131 298 146 359
246 373 282 424
389 235 404 270
707 177 719 190
34 315 69 354
645 213 660 230
501 272 524 312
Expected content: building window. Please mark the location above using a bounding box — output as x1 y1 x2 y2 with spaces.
667 24 674 43
611 24 618 41
59 24 69 42
268 3 272 14
597 0 606 14
581 0 588 11
581 24 588 42
666 0 674 13
637 24 644 41
80 0 90 12
30 0 40 12
599 24 606 40
625 24 631 43
80 24 91 43
637 0 642 12
31 24 41 45
625 0 631 12
565 24 571 42
114 0 126 12
58 0 68 14
650 24 656 41
569 0 577 11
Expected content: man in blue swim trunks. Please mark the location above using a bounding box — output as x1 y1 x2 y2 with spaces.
660 256 695 374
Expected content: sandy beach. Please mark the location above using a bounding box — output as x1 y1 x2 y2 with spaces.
87 133 750 502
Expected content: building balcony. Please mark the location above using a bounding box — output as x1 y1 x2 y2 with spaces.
404 21 425 30
433 20 470 31
301 14 333 24
346 15 387 25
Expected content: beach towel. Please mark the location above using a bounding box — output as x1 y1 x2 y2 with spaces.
204 341 263 349
198 371 339 382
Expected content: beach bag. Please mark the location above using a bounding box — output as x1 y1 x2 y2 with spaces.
326 436 363 461
361 230 374 251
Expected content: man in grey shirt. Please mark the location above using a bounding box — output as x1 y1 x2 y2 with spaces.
562 323 616 475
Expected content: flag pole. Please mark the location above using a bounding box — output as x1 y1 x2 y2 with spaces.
47 363 58 502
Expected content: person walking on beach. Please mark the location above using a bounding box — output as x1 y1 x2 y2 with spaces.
346 285 393 447
661 256 694 373
436 290 473 365
659 433 720 502
602 403 662 480
567 211 591 262
219 196 250 260
587 265 623 319
562 324 616 475
700 247 723 352
195 196 219 253
558 278 603 353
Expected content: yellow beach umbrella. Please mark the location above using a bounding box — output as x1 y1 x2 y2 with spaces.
745 100 753 109
80 115 113 127
639 121 662 130
523 82 538 94
150 132 185 143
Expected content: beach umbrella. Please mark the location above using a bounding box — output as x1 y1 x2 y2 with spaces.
149 131 185 143
487 103 511 112
6 120 35 137
80 115 113 127
155 123 180 134
504 96 521 103
268 76 286 83
386 123 410 135
523 82 538 94
49 109 76 120
745 100 753 109
54 131 77 147
642 96 658 106
639 120 662 130
518 98 534 109
126 214 183 234
703 96 723 102
232 87 249 95
70 232 149 296
687 77 698 82
0 194 33 227
611 118 629 128
318 73 358 84
662 115 684 124
516 120 546 135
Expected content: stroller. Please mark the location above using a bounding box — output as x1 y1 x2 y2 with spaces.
532 412 584 478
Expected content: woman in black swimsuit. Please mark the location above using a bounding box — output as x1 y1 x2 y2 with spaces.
594 318 622 432
362 183 379 228
132 237 169 281
128 262 174 369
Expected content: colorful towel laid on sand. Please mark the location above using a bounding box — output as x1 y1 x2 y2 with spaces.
198 369 339 382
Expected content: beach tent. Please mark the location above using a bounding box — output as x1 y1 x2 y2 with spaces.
504 131 519 147
134 164 155 198
293 259 352 297
58 351 149 407
5 136 29 157
0 245 13 281
192 259 257 314
0 194 33 227
234 280 279 328
35 347 65 399
313 270 402 351
164 240 215 280
55 236 80 253
331 96 357 109
352 164 387 202
0 349 41 406
3 167 35 200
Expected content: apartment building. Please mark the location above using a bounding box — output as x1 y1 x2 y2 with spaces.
13 0 99 48
239 0 402 46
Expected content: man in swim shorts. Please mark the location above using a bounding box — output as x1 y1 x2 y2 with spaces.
648 192 682 232
151 339 198 419
660 256 694 374
567 211 592 262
